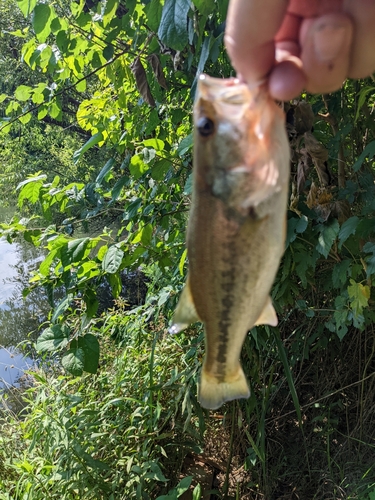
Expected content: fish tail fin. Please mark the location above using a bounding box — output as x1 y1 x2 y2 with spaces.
198 366 250 410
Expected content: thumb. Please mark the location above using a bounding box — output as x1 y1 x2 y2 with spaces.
300 13 353 94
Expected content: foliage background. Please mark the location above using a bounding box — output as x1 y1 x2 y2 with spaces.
1 0 375 498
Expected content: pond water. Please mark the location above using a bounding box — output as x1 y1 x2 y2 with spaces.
0 239 44 390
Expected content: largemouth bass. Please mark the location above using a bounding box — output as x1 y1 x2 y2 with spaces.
170 75 290 410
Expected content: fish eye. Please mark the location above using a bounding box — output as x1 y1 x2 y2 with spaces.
197 117 215 137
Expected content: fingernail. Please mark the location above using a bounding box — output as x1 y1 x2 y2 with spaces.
313 22 348 62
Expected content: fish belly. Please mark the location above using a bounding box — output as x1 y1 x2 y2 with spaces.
188 191 285 409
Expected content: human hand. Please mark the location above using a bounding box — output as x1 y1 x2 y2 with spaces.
225 0 375 101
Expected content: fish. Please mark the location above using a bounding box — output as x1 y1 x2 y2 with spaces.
169 74 290 410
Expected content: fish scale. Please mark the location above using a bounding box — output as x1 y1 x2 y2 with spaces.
170 74 290 410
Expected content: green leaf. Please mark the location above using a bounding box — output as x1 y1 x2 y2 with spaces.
192 483 202 500
316 219 339 258
158 0 190 51
96 158 115 185
61 238 91 266
363 242 375 277
62 347 85 376
111 176 128 201
179 248 187 276
56 30 69 52
102 245 124 273
348 279 370 317
286 215 308 246
176 476 192 496
177 133 193 156
141 224 153 246
84 289 99 318
353 140 375 172
123 198 142 220
183 173 193 195
52 294 74 322
32 4 54 42
16 0 37 17
145 0 163 32
17 178 45 207
103 44 114 60
15 85 32 101
196 34 212 76
103 0 119 26
192 0 215 17
108 272 122 298
17 173 47 190
79 334 99 374
338 216 359 249
73 132 103 164
143 138 164 151
49 101 62 120
355 86 375 122
273 327 302 425
151 160 170 180
130 154 148 179
36 325 70 352
332 260 351 288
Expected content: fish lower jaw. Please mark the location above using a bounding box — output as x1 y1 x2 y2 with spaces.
198 366 250 410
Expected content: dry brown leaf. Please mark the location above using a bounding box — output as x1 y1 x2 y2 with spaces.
147 54 168 90
332 199 351 223
306 182 318 209
304 131 328 162
130 57 156 107
303 131 332 186
294 102 315 135
297 155 311 194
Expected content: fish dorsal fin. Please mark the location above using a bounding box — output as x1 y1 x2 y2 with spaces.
169 275 201 334
253 297 278 327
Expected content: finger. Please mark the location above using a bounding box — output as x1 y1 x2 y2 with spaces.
269 60 306 101
300 13 353 94
343 0 375 78
225 0 288 85
288 0 343 18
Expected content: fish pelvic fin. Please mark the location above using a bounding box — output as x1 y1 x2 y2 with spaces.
169 274 200 335
198 366 250 410
254 296 278 327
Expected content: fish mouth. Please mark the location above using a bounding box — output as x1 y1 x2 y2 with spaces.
198 74 260 106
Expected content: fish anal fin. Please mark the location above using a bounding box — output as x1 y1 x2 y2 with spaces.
198 366 250 410
169 275 200 335
254 297 278 327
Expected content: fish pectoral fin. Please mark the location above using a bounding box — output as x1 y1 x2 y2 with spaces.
169 276 201 335
253 296 278 327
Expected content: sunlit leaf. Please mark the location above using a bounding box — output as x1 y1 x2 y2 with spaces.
16 0 37 17
32 3 55 42
96 158 115 185
348 279 370 317
102 245 124 273
62 347 85 376
73 132 104 163
15 85 32 101
36 324 70 352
